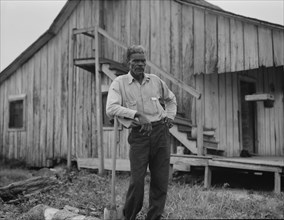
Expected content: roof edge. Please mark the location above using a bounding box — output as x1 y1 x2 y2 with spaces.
0 0 80 84
176 0 284 30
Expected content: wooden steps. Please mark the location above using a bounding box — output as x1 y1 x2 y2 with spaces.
173 115 224 156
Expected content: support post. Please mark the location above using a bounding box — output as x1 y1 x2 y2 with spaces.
197 96 204 155
67 30 76 169
95 27 104 175
204 165 211 189
274 171 281 194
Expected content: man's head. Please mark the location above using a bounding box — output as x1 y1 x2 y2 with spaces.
126 45 146 79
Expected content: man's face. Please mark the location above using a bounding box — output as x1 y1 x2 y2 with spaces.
128 53 146 78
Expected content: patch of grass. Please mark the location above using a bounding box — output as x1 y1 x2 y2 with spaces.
0 169 32 187
0 168 283 219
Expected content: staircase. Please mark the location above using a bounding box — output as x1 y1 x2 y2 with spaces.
74 57 224 157
172 115 224 156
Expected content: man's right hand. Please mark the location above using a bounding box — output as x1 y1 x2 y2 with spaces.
135 112 152 136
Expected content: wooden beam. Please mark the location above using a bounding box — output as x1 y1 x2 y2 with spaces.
77 158 131 171
197 98 204 155
73 27 95 37
170 156 209 166
170 125 197 154
95 28 104 175
209 160 282 173
97 27 201 99
67 30 76 169
274 172 281 194
245 93 274 101
101 64 116 80
146 61 201 99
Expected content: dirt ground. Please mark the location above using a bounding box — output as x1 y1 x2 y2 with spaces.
0 161 283 219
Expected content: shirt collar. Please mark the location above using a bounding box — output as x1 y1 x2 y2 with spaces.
127 72 150 84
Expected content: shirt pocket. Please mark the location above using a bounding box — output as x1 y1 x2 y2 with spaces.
125 100 137 110
143 97 160 114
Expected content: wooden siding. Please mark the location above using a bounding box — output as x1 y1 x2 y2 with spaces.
0 0 283 166
193 67 284 157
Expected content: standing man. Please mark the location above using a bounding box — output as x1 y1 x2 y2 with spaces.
106 45 177 220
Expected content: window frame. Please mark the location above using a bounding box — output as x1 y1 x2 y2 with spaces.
8 94 26 132
101 85 122 130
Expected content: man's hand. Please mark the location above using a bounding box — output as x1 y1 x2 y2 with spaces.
135 112 152 136
164 117 174 128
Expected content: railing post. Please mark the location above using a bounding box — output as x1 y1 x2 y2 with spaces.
197 95 204 155
95 27 104 175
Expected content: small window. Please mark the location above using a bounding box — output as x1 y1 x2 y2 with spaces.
102 92 113 127
8 94 26 131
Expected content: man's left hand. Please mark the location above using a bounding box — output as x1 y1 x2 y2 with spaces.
164 117 174 128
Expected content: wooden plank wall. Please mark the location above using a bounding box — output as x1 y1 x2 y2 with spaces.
0 0 283 165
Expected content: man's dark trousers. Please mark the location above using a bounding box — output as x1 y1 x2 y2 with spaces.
123 121 171 220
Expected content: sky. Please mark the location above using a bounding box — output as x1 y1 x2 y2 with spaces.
0 0 283 72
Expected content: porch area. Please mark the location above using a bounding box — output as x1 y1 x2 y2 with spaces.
170 154 284 193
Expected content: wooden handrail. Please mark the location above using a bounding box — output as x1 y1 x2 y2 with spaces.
97 27 201 99
97 27 204 155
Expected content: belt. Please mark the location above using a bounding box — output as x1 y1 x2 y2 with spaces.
151 119 165 127
132 119 165 131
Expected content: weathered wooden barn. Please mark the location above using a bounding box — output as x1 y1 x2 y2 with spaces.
0 0 283 191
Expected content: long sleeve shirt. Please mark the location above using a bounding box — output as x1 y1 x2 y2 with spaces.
106 72 177 126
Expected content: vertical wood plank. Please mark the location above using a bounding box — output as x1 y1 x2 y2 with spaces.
21 63 28 162
33 51 41 166
258 27 273 67
244 23 258 70
194 8 205 75
264 68 270 155
2 82 8 160
140 0 150 74
7 77 14 160
269 68 276 155
181 5 194 120
68 9 77 161
95 27 104 174
232 73 239 156
218 73 226 150
205 12 217 74
217 16 230 74
273 67 281 155
130 0 140 45
76 1 85 157
278 67 284 155
272 30 284 66
171 1 182 111
60 22 69 159
140 0 150 63
53 33 62 159
27 59 34 166
103 0 114 59
204 12 219 137
82 0 92 157
0 78 4 158
39 45 48 167
230 19 244 72
225 73 233 156
47 39 55 162
256 68 265 155
150 0 161 77
15 68 22 160
91 0 98 158
159 0 170 84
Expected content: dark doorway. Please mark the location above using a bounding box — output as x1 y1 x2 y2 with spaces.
240 80 257 154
